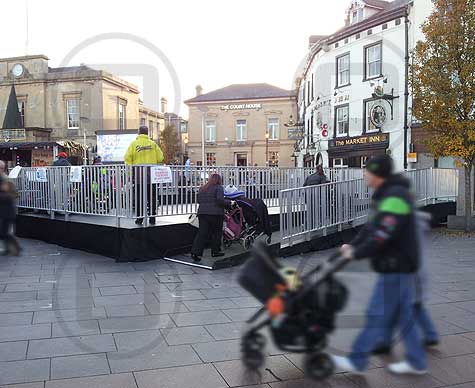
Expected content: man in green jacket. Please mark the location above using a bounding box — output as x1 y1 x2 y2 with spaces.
125 126 164 225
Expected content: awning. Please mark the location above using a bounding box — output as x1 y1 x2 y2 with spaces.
0 140 87 154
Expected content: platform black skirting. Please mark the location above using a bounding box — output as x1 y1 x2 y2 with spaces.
15 202 455 266
16 215 199 262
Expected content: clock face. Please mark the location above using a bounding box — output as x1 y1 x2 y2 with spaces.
11 64 24 78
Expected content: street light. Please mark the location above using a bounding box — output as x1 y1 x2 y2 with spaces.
265 132 270 166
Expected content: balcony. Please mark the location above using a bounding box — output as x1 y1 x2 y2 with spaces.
0 129 26 141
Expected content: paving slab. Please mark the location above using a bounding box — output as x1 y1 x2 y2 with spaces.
0 359 50 385
45 373 137 388
213 355 304 387
27 334 116 359
161 326 214 345
0 383 45 388
427 354 475 385
0 323 51 342
0 341 28 362
105 305 149 318
99 314 174 334
33 308 106 324
99 286 137 296
51 320 100 338
144 302 189 314
205 322 243 341
134 364 227 388
192 339 241 362
183 298 237 312
50 353 110 380
0 312 33 327
107 344 201 373
170 310 231 327
269 376 360 387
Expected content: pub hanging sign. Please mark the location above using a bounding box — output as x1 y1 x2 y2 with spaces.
329 133 389 149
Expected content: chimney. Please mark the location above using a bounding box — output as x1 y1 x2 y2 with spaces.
196 85 203 96
160 97 168 113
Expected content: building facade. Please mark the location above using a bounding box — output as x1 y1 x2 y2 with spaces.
0 54 164 166
185 84 297 167
296 0 434 170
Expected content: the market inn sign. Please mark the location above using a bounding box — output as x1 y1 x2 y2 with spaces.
329 133 389 149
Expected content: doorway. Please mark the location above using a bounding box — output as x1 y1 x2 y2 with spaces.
235 153 248 166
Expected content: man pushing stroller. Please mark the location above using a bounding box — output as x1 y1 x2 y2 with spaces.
332 155 428 375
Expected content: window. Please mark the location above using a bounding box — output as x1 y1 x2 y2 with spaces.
149 120 154 132
118 101 126 130
333 158 347 168
206 152 216 166
268 151 279 167
205 120 216 142
267 118 279 140
236 119 247 141
17 100 25 127
382 23 388 30
364 101 379 133
365 42 382 79
336 53 350 87
140 117 146 126
352 8 364 23
335 105 349 136
395 18 401 25
367 29 372 35
66 99 80 129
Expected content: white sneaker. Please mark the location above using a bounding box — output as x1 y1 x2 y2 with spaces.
330 355 365 375
387 361 427 375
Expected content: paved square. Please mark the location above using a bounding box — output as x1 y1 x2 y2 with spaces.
0 232 473 387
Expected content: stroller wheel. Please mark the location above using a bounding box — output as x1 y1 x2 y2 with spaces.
223 239 232 249
242 349 264 370
265 235 272 245
243 332 266 352
305 352 334 381
244 235 254 250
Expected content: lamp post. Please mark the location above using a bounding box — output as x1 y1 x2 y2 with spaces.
265 132 270 166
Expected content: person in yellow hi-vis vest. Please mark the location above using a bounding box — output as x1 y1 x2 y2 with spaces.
125 126 164 225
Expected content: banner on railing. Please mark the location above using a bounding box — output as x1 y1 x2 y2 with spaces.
35 168 48 182
8 166 22 179
69 166 83 183
150 166 173 184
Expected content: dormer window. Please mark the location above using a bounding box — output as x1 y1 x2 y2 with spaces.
351 7 364 24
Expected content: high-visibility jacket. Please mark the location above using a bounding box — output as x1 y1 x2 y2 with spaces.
124 134 164 165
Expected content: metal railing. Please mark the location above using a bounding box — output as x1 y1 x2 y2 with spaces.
280 168 459 246
12 164 362 222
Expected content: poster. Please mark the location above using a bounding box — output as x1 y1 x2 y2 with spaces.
35 168 48 182
97 133 137 162
70 166 82 183
150 166 173 184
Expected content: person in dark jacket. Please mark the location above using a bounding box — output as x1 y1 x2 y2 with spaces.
303 165 328 186
53 152 71 166
191 174 232 262
331 155 427 376
0 161 20 256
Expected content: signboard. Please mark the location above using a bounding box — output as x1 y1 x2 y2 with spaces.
35 168 48 182
31 149 53 167
97 133 137 163
329 133 389 149
70 166 83 183
8 166 22 179
407 152 417 163
370 104 387 128
150 166 173 184
287 126 304 140
220 103 262 111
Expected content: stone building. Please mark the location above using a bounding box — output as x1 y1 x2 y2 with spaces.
0 54 164 166
185 84 297 167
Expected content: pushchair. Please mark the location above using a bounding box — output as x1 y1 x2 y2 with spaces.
238 243 349 380
223 189 272 250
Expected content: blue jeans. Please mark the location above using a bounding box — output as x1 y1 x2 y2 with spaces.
349 274 427 371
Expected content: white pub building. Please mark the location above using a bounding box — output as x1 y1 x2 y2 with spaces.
295 0 433 170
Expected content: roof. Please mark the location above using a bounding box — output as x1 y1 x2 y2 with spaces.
309 35 328 46
185 83 295 104
0 55 49 63
48 65 94 73
364 0 391 9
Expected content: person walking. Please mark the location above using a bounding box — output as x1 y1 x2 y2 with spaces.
331 155 427 375
303 164 328 186
124 126 164 225
0 161 20 256
53 152 71 166
191 173 231 262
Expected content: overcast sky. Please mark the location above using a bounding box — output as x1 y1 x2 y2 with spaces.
1 0 350 117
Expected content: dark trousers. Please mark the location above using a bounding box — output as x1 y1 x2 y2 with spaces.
191 215 223 256
135 182 157 219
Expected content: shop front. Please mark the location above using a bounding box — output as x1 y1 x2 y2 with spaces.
328 133 389 168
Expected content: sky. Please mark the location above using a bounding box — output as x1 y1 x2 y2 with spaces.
0 0 350 118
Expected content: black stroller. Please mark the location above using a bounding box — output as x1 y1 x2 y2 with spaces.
238 244 349 380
